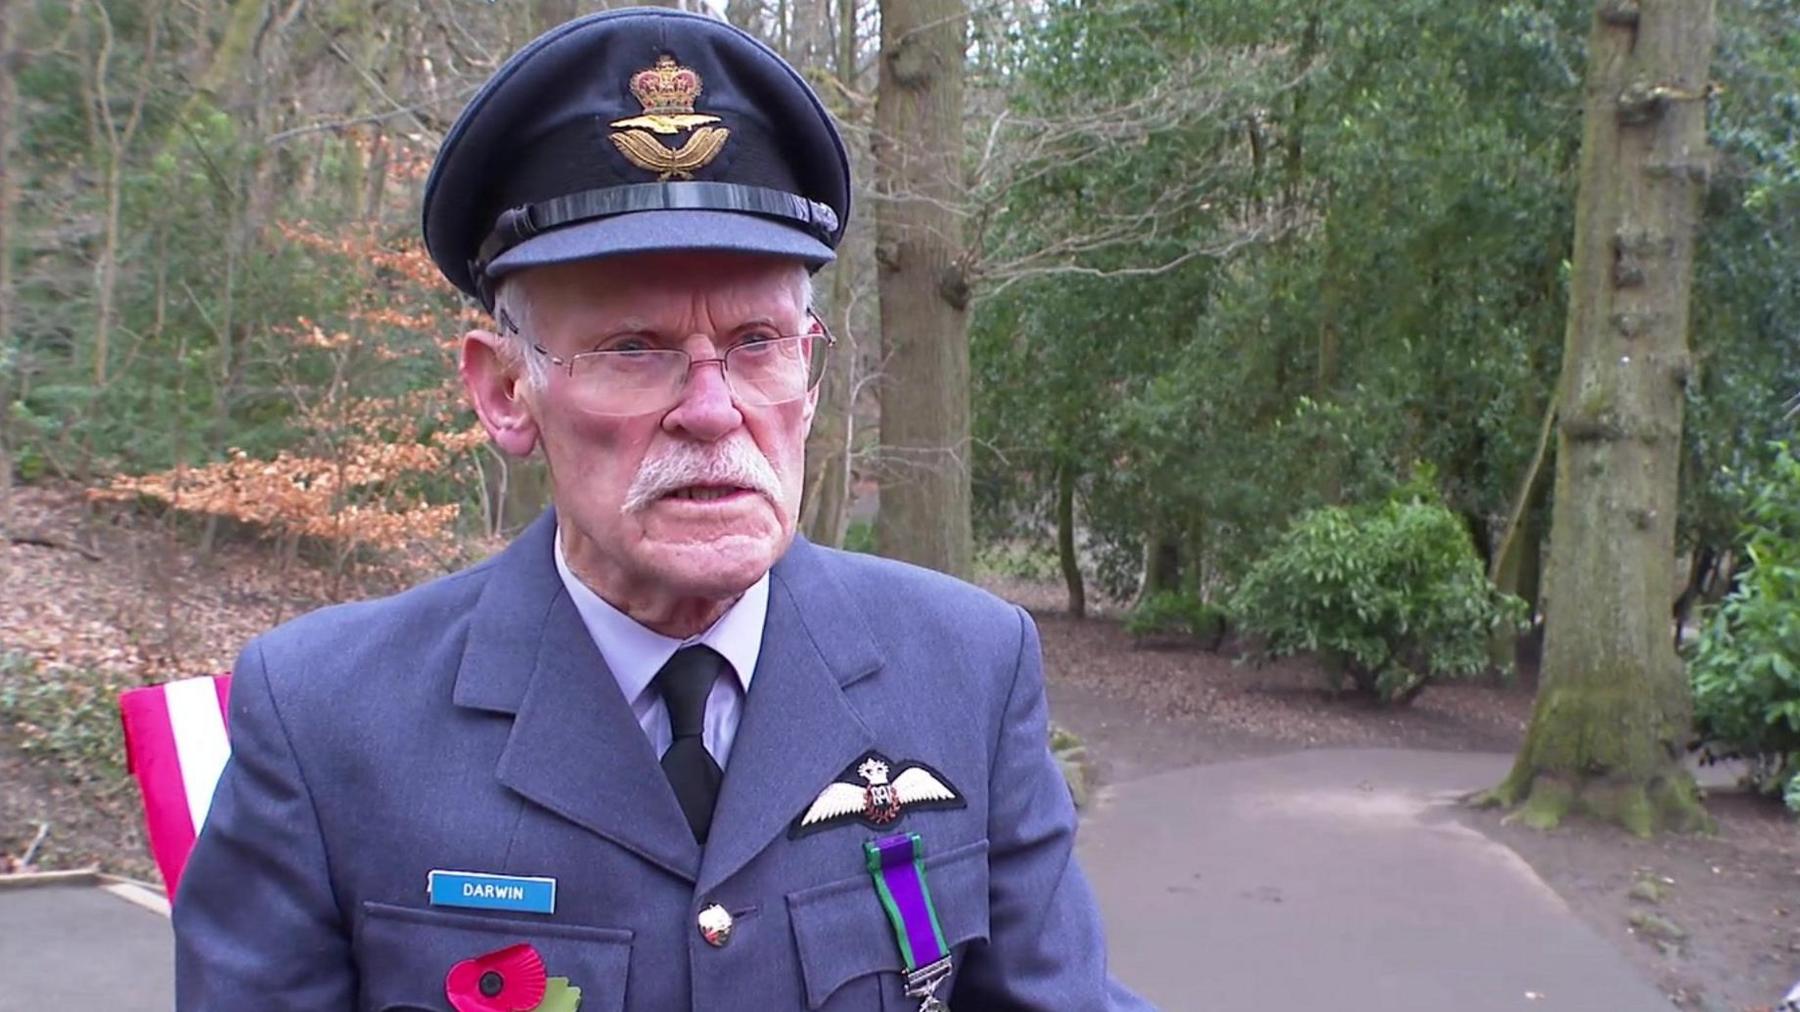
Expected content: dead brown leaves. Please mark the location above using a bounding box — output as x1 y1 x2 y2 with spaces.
3 484 457 681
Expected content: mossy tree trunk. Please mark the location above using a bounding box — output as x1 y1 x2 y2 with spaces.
873 0 972 578
1488 0 1716 836
1056 462 1085 619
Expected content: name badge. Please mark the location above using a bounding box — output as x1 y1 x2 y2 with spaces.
428 870 557 915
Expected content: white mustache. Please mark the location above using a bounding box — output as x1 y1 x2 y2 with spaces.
622 439 781 514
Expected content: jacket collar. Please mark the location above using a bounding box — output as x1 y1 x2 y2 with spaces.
452 513 883 883
698 537 879 892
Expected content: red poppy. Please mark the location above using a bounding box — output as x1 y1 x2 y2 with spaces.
444 942 549 1012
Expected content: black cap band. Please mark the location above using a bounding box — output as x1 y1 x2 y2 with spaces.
473 181 841 284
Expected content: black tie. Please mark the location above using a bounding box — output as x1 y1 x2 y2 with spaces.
656 645 724 845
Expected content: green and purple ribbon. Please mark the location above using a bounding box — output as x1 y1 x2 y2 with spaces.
864 832 950 973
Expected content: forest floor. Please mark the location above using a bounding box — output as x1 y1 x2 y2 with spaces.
0 483 1796 1010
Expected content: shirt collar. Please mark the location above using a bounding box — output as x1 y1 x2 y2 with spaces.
553 525 766 707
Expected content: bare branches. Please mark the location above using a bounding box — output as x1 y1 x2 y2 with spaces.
304 9 441 146
264 84 480 146
981 228 1271 301
863 39 1299 299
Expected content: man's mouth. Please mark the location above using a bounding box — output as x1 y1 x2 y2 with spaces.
663 484 754 503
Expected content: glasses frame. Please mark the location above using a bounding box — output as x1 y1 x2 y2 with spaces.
524 311 835 415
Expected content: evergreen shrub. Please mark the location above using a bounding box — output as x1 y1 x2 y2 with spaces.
1689 444 1800 812
1230 479 1526 705
1124 591 1227 650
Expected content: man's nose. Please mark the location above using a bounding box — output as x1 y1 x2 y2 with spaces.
663 357 743 440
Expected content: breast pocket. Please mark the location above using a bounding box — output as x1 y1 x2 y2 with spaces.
785 838 990 1011
357 901 633 1012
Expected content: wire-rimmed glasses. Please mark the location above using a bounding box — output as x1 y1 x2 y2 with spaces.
530 315 833 417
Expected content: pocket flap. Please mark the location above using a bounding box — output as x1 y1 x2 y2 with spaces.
785 838 989 1010
359 901 632 1012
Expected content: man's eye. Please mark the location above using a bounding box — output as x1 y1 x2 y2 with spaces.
601 336 656 354
736 328 784 346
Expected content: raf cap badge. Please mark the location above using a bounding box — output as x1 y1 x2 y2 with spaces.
609 54 730 180
792 752 964 837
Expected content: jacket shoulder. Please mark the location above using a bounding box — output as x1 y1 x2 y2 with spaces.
796 543 1028 666
243 553 499 699
810 544 1017 618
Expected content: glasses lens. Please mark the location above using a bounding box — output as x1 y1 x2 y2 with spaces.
726 336 822 406
558 336 826 415
567 348 688 415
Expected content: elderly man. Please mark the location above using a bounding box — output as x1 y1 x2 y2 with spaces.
173 8 1148 1011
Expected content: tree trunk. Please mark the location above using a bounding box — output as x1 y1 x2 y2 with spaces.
1138 530 1182 602
1671 543 1715 646
0 0 17 530
802 257 857 548
872 0 971 578
1281 13 1320 208
1487 0 1716 836
1056 462 1085 619
725 0 765 34
799 0 858 549
782 0 828 66
155 0 263 163
1489 497 1545 672
1489 394 1556 668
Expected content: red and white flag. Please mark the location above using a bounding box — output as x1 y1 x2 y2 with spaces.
119 674 232 898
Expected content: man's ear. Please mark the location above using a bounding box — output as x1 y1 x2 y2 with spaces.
461 330 541 457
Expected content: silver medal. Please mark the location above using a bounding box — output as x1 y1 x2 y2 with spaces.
905 955 953 1012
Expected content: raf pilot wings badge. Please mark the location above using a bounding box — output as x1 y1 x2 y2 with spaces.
791 751 966 837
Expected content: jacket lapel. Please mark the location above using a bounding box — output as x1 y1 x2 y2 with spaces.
697 538 881 894
454 512 701 882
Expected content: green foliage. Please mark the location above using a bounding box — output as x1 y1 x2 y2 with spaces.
975 540 1060 584
0 652 131 790
973 0 1587 597
1230 478 1527 704
842 518 875 555
1048 723 1090 808
1689 444 1800 811
973 0 1800 629
1124 591 1227 648
1681 1 1800 558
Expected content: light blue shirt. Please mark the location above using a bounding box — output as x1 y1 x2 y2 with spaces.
553 527 767 768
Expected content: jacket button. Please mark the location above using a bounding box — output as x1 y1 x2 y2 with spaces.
697 903 733 947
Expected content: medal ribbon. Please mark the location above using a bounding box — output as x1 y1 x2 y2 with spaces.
864 832 950 973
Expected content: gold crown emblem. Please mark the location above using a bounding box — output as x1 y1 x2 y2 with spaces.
611 54 723 136
631 55 702 117
609 54 729 179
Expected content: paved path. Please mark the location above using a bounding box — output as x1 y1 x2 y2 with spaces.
1077 748 1672 1011
0 749 1676 1011
0 880 173 1012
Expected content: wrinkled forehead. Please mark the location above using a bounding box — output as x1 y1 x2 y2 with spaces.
514 253 810 332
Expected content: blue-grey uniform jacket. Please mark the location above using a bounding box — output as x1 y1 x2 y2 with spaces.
173 512 1150 1010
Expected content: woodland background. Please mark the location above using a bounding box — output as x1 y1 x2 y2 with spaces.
1 0 1799 832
